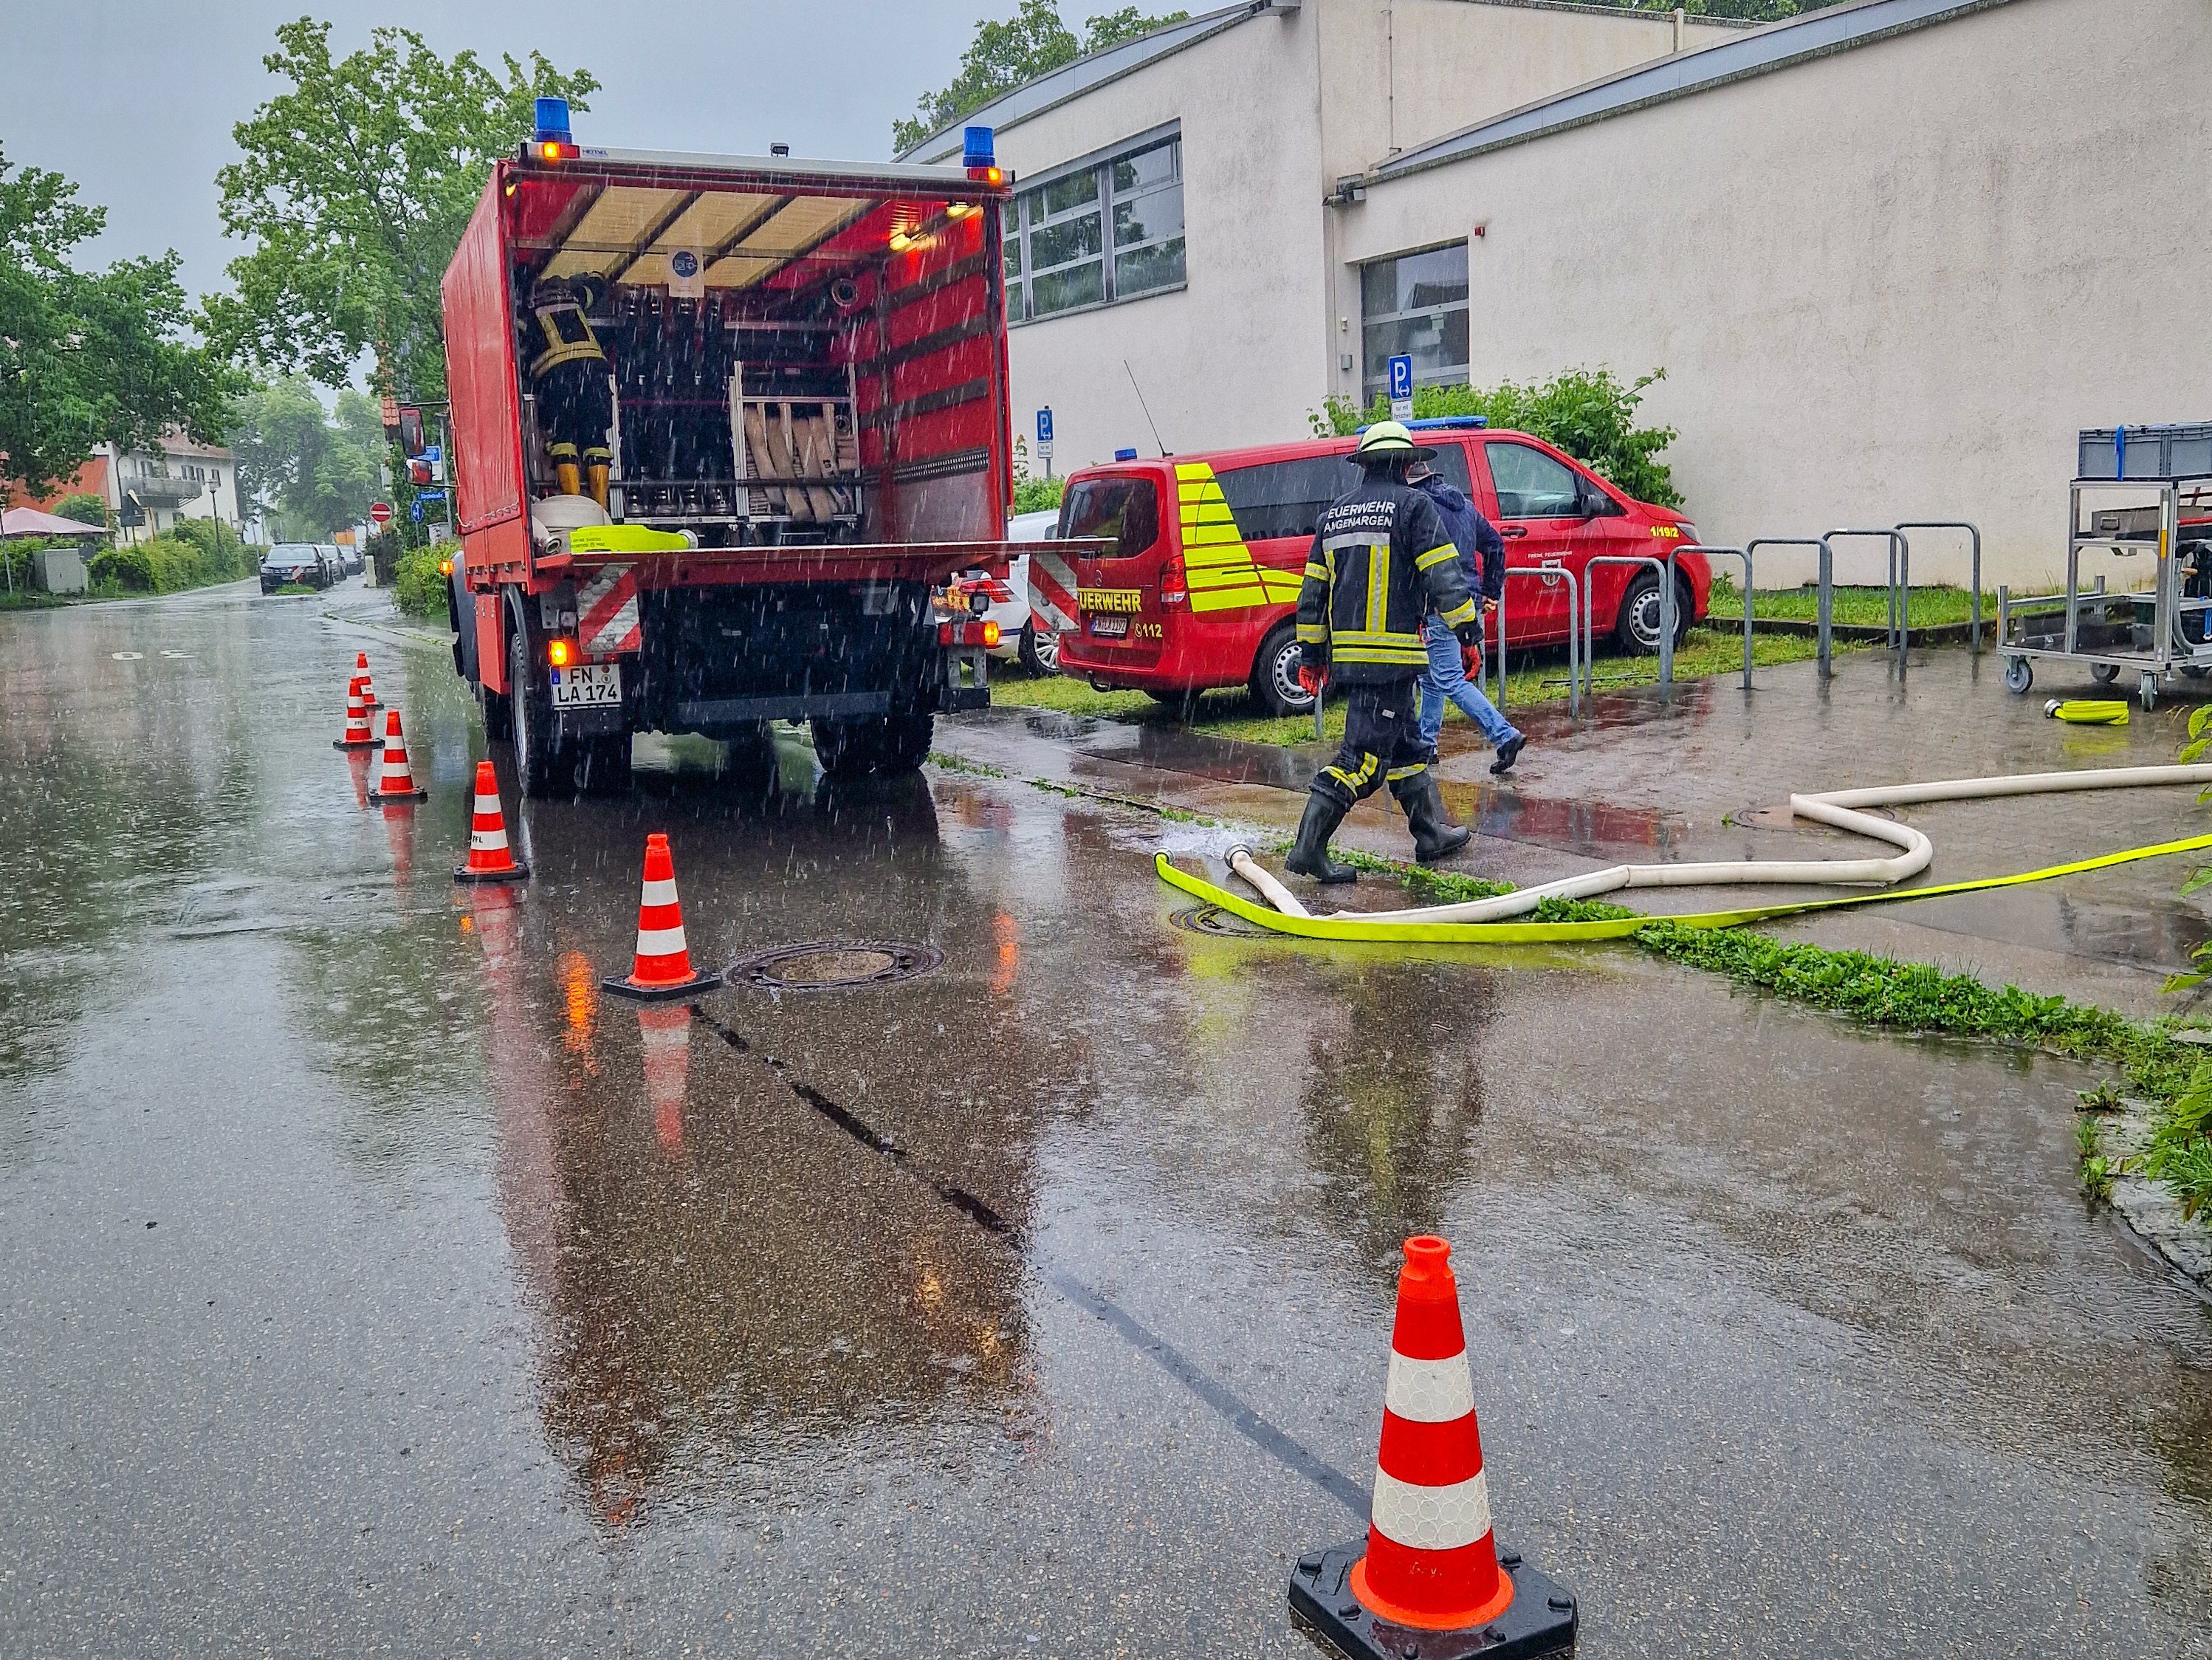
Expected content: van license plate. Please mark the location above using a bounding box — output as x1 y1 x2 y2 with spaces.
550 662 622 707
1088 615 1129 638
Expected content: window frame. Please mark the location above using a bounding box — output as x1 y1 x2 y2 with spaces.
1006 122 1186 328
1358 239 1471 405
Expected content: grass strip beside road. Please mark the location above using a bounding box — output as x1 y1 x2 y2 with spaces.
992 626 1834 747
1707 577 2000 630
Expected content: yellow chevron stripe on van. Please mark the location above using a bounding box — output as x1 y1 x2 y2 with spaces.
1169 460 1293 614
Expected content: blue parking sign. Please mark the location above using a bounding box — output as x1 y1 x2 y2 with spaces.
1037 407 1054 445
1387 354 1415 419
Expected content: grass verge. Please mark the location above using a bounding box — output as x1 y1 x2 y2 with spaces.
1707 576 2001 630
990 625 1833 747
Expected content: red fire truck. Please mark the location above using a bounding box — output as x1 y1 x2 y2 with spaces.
440 104 1050 794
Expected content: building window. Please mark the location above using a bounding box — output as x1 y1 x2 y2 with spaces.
1006 130 1184 324
1359 241 1469 404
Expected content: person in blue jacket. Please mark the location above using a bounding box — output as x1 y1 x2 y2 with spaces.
1408 459 1525 776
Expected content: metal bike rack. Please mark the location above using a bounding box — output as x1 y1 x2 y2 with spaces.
1828 528 1911 666
1496 562 1583 718
1675 545 1754 689
1581 555 1677 693
1745 536 1839 677
1894 521 1983 653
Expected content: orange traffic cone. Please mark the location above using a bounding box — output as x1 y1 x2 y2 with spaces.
366 709 429 803
334 674 377 748
601 833 722 1000
1288 1236 1576 1659
354 651 379 708
454 760 529 882
638 1001 692 1153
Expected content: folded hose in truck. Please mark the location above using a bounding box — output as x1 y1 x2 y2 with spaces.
1153 764 2212 944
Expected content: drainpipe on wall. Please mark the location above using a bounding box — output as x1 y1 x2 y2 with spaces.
1673 7 1686 54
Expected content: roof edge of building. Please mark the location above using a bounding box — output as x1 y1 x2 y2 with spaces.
897 3 1264 165
1365 0 2022 186
1447 0 1756 30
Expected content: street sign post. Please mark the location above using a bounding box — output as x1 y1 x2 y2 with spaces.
1387 354 1415 422
369 501 393 527
1036 407 1054 480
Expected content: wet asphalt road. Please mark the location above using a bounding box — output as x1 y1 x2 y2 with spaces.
2 580 2210 1656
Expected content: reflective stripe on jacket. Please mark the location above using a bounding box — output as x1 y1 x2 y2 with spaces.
527 300 606 381
1296 473 1480 684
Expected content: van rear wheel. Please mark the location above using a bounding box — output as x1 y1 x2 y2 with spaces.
812 713 932 778
1250 622 1316 717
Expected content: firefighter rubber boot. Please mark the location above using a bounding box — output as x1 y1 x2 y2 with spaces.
1395 771 1471 865
551 442 582 497
1285 791 1358 885
587 462 611 510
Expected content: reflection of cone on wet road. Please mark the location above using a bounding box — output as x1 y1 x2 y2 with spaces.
354 651 379 707
1288 1235 1576 1659
334 674 377 748
367 709 429 803
345 744 374 809
469 882 522 976
638 1002 692 1153
380 801 415 883
455 760 529 882
602 834 722 1001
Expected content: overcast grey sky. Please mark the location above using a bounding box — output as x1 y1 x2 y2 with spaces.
0 0 991 301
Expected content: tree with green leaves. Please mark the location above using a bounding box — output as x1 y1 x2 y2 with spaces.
207 19 597 402
894 2 1188 153
228 376 388 539
0 148 237 501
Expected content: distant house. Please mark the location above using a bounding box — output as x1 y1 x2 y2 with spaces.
7 433 244 543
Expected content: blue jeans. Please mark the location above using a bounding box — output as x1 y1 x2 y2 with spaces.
1418 617 1519 751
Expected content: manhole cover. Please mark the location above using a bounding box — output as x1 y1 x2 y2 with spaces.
1167 903 1274 939
727 939 942 991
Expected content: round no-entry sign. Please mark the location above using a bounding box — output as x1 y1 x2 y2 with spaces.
369 502 393 525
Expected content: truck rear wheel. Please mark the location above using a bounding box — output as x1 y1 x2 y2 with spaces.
811 713 933 778
509 623 565 798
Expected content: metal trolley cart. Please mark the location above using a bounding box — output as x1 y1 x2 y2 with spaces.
1999 424 2212 710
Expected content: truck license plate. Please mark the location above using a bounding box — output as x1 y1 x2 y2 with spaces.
549 662 622 708
1088 614 1129 638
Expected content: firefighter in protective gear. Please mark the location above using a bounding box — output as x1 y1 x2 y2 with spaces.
526 279 614 507
1286 421 1485 882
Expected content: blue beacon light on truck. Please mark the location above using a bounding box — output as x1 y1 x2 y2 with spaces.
964 126 1003 185
533 97 578 161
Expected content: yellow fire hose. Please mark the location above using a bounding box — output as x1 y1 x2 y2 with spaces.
1153 764 2212 945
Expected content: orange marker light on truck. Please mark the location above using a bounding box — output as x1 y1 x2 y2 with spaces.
981 620 1001 648
547 638 574 667
438 558 453 577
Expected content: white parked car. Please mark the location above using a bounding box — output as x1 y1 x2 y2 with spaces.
943 507 1062 674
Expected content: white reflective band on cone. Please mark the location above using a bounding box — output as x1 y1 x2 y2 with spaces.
474 793 500 811
635 925 688 957
1370 1467 1492 1553
639 878 679 908
1385 1350 1476 1424
473 827 509 851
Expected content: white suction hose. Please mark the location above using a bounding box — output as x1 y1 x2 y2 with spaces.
1232 765 2212 925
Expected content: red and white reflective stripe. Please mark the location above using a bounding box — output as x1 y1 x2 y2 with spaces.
1028 550 1079 633
470 801 509 853
1385 1350 1477 1422
1369 1466 1494 1553
634 877 687 958
378 744 413 785
577 563 641 653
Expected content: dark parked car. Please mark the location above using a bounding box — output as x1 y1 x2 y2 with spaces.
260 543 330 594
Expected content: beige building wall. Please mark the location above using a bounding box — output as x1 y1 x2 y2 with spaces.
988 1 1741 473
1337 0 2212 589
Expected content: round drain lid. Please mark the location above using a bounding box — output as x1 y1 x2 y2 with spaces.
727 939 942 991
1167 903 1274 939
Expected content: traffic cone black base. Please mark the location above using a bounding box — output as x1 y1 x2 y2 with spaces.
368 783 430 803
455 857 531 885
600 969 722 1003
1290 1541 1575 1660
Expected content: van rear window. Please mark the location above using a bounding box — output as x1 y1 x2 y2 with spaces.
1215 444 1472 542
1059 477 1161 558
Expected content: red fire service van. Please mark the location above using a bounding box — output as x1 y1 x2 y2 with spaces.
439 102 1074 794
1034 421 1706 716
